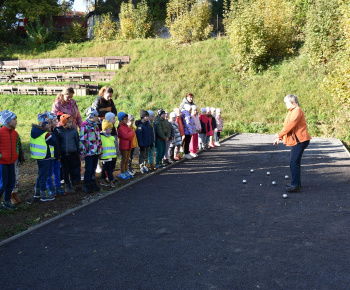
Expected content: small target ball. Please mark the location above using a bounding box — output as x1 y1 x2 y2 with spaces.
283 194 288 199
250 169 254 173
242 180 247 184
285 175 289 179
266 172 270 175
272 181 276 185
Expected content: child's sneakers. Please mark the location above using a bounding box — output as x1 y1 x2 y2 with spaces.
82 183 92 194
100 179 110 187
125 171 133 179
209 142 216 148
55 186 67 196
128 169 136 176
184 154 192 159
40 191 55 202
3 201 17 210
47 187 56 197
190 153 198 158
143 166 149 173
110 180 118 188
91 183 100 192
140 167 147 174
118 172 129 180
214 142 220 146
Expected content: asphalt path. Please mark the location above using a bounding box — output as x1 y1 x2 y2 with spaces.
1 133 350 289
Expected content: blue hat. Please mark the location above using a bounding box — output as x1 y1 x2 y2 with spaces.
105 112 115 122
37 113 50 126
147 110 154 117
117 112 127 121
86 107 98 118
0 110 16 125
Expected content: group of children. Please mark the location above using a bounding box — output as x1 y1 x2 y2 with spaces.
0 99 224 209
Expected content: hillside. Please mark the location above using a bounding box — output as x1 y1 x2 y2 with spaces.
0 38 345 149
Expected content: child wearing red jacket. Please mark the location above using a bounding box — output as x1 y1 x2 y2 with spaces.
117 112 135 180
0 110 19 210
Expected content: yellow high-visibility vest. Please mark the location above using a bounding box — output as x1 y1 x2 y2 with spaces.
101 135 116 159
30 133 54 159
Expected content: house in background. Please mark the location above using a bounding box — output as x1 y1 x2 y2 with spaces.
53 11 87 33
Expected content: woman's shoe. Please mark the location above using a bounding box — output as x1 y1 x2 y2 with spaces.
285 185 301 192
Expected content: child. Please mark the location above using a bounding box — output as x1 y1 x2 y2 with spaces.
80 107 102 193
182 104 196 159
169 112 182 162
155 109 171 168
105 112 119 172
215 108 224 146
147 110 157 171
206 107 214 148
46 112 65 197
199 107 209 150
0 110 19 209
117 112 135 180
57 114 80 194
210 107 217 148
128 115 138 176
10 133 25 205
189 105 201 157
163 111 174 165
135 110 152 174
31 112 57 202
100 119 118 187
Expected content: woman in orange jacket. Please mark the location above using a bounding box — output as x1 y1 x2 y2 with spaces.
273 94 311 193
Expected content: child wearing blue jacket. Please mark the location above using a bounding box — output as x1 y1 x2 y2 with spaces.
135 110 152 174
30 113 57 202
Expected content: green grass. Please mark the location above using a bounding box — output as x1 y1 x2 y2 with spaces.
0 37 347 147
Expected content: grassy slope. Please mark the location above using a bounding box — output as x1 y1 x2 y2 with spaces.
0 38 345 153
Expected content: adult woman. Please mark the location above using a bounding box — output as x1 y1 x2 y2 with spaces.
92 86 117 119
273 94 311 192
179 92 195 111
52 87 83 130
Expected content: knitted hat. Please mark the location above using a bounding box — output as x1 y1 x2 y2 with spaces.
201 107 207 114
128 114 134 121
206 106 211 113
147 110 154 117
0 110 16 125
56 111 64 121
117 111 128 121
217 108 221 113
169 112 176 119
191 105 197 110
184 104 191 111
102 119 114 131
211 107 216 112
157 108 165 116
105 112 116 122
60 114 72 126
140 109 149 119
37 113 50 126
86 107 98 118
47 111 57 120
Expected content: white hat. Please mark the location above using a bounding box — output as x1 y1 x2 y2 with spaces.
211 107 216 112
191 105 197 110
201 107 206 113
169 112 176 119
184 104 191 111
206 106 210 112
216 108 221 113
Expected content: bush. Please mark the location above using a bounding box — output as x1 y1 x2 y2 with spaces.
93 13 118 41
64 17 87 43
166 0 213 45
26 17 54 46
225 0 296 73
119 0 152 40
303 0 344 66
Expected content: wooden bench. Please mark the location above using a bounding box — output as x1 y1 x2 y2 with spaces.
0 86 15 94
33 74 60 82
31 64 52 72
10 75 34 83
43 86 65 95
18 86 41 95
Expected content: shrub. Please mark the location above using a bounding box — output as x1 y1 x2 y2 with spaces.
303 0 344 66
26 17 54 46
93 13 118 41
64 17 87 43
118 0 152 40
225 0 296 73
166 0 213 45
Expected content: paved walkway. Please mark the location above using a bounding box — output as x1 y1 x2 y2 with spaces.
2 134 350 289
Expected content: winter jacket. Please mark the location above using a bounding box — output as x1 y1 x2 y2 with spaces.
207 115 213 136
51 127 61 159
0 126 18 164
31 125 57 159
182 110 196 135
149 121 156 147
129 124 138 149
278 106 311 147
135 120 152 148
216 115 224 131
92 96 117 119
117 123 135 151
168 121 174 139
170 122 182 146
199 114 210 134
79 121 102 156
211 114 217 131
179 97 195 111
52 99 83 130
57 125 80 156
192 115 201 132
155 116 171 141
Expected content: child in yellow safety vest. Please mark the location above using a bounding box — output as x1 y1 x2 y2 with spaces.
127 114 138 176
100 119 118 187
30 112 57 202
